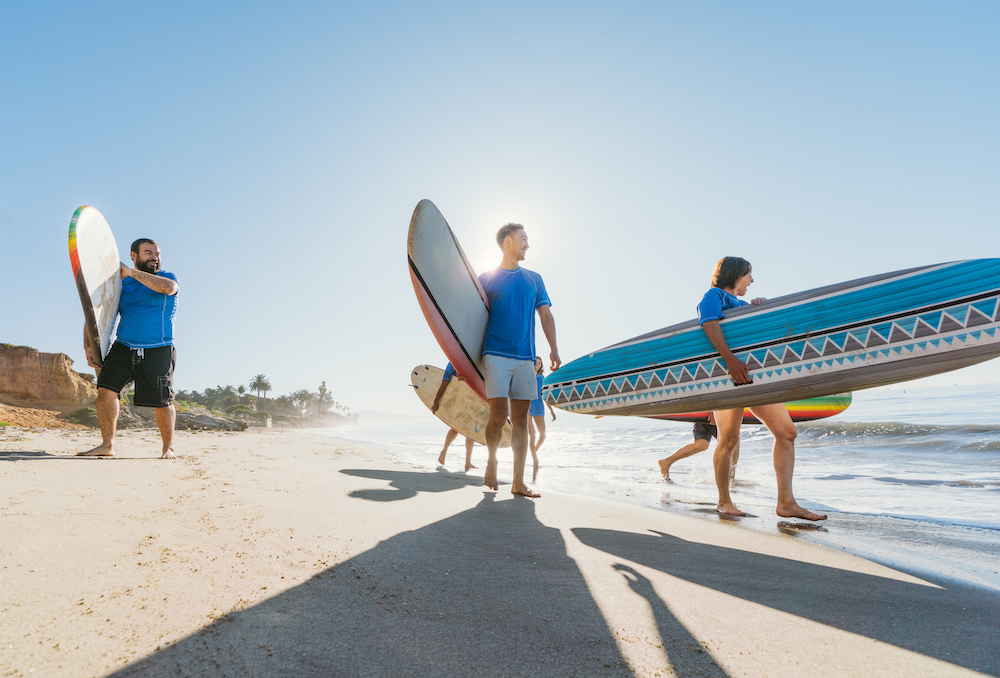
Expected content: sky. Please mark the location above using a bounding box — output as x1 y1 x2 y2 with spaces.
2 1 999 415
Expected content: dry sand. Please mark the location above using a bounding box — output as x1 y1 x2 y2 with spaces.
1 425 997 677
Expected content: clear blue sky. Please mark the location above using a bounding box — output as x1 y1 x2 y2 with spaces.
2 2 998 415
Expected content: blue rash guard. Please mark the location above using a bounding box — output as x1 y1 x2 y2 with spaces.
115 272 179 348
442 362 456 382
697 287 747 325
478 266 551 362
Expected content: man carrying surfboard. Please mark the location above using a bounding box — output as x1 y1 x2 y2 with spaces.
699 256 825 521
79 238 179 460
480 223 560 497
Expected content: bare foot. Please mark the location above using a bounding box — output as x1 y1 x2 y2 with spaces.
657 458 671 480
78 443 114 457
161 448 176 460
483 462 498 490
465 463 478 471
437 450 446 466
776 503 827 521
716 502 747 517
512 484 540 498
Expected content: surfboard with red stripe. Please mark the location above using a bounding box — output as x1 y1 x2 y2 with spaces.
69 206 120 368
407 200 490 401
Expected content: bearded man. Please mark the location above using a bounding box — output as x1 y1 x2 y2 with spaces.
79 238 180 459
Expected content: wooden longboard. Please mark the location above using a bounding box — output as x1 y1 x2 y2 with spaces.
68 206 120 368
644 392 852 425
407 200 491 401
411 365 511 448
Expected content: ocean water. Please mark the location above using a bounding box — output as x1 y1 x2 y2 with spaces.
320 382 1000 587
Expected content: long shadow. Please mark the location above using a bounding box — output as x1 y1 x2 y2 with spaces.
0 451 161 461
108 487 730 677
340 468 489 501
574 528 1000 675
0 450 60 461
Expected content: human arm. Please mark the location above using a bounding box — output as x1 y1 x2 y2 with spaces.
120 263 179 296
547 402 557 421
430 379 449 414
702 320 752 385
537 304 561 370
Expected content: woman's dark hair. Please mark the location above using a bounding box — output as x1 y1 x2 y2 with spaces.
711 257 752 290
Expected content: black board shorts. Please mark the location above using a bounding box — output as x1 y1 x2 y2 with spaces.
692 422 718 442
97 342 176 408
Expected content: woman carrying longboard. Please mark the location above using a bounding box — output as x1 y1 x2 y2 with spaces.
698 256 826 521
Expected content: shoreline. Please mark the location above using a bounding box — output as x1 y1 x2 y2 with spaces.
319 424 1000 594
2 425 998 676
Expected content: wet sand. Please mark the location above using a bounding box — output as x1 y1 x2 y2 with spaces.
1 426 997 677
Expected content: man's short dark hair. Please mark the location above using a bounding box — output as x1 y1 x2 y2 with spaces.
131 238 158 254
495 223 524 248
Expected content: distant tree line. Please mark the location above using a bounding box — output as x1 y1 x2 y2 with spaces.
175 375 359 422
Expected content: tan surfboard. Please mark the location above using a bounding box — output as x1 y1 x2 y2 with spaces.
410 365 511 448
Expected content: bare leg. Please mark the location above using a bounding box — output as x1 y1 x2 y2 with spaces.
78 388 119 456
531 415 546 466
464 437 476 470
749 403 826 521
484 398 508 491
658 439 709 480
713 408 745 516
527 417 537 457
155 404 176 459
438 428 459 465
730 439 741 481
509 400 538 497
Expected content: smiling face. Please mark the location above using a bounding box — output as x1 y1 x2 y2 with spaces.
534 356 543 374
733 269 753 296
504 229 529 262
131 242 162 273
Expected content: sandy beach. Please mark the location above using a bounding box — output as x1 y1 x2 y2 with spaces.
1 425 998 677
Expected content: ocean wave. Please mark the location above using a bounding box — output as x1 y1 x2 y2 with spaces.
796 421 1000 449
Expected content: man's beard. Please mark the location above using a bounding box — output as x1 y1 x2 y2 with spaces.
136 258 160 274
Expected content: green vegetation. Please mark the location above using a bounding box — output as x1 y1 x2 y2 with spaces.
0 421 10 427
174 375 359 425
67 408 99 427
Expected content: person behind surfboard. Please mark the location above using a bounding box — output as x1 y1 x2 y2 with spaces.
79 238 179 460
431 362 477 471
480 224 560 497
657 412 739 482
527 356 557 467
699 256 825 521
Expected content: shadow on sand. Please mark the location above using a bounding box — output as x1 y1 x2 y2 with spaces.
108 473 730 678
573 527 1000 676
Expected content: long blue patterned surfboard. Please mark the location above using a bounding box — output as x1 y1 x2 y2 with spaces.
543 260 1000 416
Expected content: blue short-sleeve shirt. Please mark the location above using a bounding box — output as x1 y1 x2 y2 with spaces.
697 287 747 325
442 362 456 382
116 271 179 348
479 266 551 362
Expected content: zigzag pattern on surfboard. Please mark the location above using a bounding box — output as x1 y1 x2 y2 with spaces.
545 293 1000 413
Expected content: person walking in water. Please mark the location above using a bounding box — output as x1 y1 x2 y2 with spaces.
698 256 826 521
431 362 476 470
527 356 557 467
80 238 179 459
480 223 560 498
658 413 739 482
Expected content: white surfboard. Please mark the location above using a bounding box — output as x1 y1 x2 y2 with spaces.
407 200 491 401
69 206 121 367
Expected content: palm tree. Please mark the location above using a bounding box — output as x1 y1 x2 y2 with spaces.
250 374 272 410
